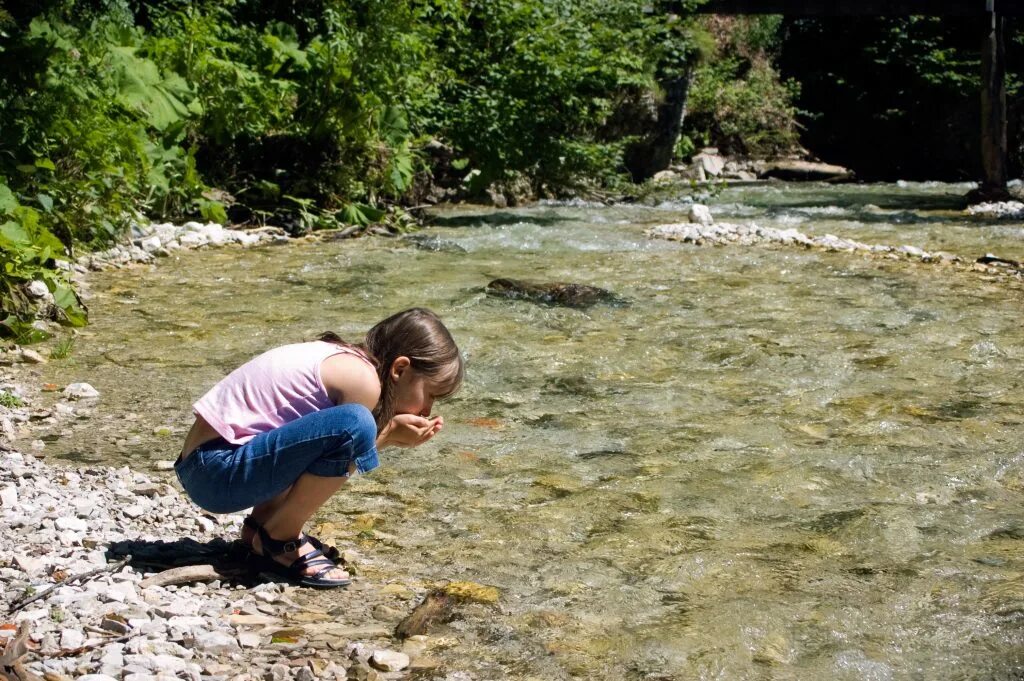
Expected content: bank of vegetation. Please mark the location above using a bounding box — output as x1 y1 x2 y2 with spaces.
0 1 1021 340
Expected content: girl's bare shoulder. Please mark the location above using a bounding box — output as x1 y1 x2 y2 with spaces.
321 351 380 408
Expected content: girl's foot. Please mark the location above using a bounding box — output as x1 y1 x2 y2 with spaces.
251 525 351 588
240 515 342 562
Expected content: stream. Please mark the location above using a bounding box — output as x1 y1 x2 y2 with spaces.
31 181 1024 679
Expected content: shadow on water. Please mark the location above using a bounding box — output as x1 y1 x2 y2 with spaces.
714 185 974 212
426 210 570 228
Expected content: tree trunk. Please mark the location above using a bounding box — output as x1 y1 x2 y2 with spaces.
973 10 1010 202
625 69 693 182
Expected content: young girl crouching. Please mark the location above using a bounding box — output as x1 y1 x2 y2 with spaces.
175 307 463 588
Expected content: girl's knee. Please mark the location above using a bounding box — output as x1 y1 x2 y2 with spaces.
330 403 377 451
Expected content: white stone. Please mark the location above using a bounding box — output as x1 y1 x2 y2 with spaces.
370 650 410 672
237 631 262 648
688 204 714 226
695 152 726 177
64 383 99 399
122 504 146 519
178 232 209 248
103 581 138 603
899 244 927 258
201 223 228 245
55 515 87 532
78 676 119 681
230 231 262 247
139 236 162 254
0 485 17 508
192 630 241 655
13 554 45 575
72 498 97 517
26 280 51 300
59 628 85 650
20 348 47 364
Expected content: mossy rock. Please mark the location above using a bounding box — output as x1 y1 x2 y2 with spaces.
443 581 500 605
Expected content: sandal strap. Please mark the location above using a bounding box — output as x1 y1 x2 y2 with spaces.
288 549 339 576
256 525 305 557
301 532 341 561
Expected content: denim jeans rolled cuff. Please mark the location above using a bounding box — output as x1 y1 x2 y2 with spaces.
175 403 380 514
304 439 381 477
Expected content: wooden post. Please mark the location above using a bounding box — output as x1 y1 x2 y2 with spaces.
977 5 1010 201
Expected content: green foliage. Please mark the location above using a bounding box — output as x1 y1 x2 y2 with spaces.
0 180 87 341
0 390 24 409
684 16 801 158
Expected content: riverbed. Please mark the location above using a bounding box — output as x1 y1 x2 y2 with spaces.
25 181 1024 679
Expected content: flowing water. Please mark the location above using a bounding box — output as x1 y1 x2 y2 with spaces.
33 182 1024 679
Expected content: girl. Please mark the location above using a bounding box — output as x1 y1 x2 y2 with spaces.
174 308 463 589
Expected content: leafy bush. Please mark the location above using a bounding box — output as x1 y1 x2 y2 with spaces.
0 181 87 342
684 16 801 158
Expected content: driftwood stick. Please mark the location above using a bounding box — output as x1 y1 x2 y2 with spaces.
138 563 226 589
7 556 132 614
46 633 133 659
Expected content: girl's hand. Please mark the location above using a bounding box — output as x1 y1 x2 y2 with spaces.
379 414 443 448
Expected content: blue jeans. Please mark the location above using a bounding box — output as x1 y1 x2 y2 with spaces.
174 404 379 514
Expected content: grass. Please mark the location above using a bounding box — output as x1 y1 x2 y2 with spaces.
0 390 24 408
50 335 75 360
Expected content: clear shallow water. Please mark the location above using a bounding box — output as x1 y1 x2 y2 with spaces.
34 183 1024 679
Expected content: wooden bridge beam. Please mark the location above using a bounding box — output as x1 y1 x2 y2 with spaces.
695 0 1024 16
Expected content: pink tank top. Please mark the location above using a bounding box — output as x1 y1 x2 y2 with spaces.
194 341 375 445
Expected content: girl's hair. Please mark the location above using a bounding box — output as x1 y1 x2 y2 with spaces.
320 307 464 429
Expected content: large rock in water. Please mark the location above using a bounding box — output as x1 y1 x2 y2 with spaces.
761 160 853 183
485 278 624 308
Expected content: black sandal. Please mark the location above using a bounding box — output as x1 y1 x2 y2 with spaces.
251 525 351 589
243 516 343 562
243 516 342 564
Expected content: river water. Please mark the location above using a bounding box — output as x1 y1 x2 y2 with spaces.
35 182 1024 679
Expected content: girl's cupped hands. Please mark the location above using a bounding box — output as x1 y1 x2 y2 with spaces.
380 413 443 448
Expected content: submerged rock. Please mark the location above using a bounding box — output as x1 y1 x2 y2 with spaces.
485 278 624 308
403 234 467 253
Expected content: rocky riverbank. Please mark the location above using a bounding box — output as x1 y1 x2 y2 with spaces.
0 444 475 680
649 204 1024 282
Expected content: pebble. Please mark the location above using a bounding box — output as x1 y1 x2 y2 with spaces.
60 628 86 650
370 650 410 672
1 484 18 508
55 516 88 532
63 382 100 399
